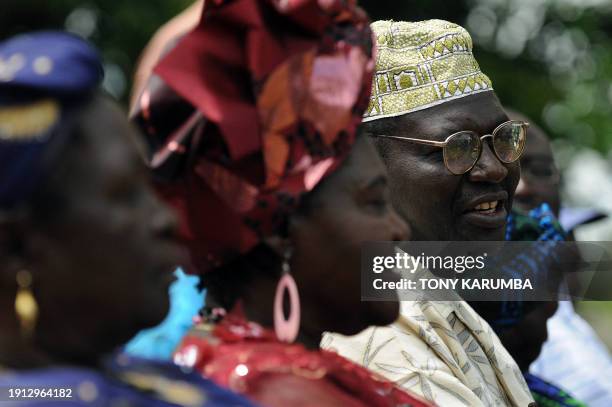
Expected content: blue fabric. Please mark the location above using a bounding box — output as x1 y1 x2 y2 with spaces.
0 31 103 209
124 269 205 360
524 372 587 407
487 203 568 330
0 353 256 406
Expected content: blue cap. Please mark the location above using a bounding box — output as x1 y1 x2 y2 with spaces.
0 31 103 209
0 31 103 95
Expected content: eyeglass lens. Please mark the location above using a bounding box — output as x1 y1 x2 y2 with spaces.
443 122 526 174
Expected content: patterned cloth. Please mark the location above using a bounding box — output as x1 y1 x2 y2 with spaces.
0 353 257 406
505 203 566 243
364 20 493 122
322 299 535 407
174 307 432 407
531 300 612 407
134 0 375 275
475 203 568 332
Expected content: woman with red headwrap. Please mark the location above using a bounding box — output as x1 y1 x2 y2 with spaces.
133 0 431 405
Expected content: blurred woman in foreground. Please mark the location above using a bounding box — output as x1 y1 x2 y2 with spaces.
0 31 254 406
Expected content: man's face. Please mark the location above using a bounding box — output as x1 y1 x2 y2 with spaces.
513 125 560 216
376 92 520 241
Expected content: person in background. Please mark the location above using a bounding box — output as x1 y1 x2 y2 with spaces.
132 0 433 406
322 19 535 407
511 108 607 233
509 109 612 407
483 200 588 407
0 31 255 407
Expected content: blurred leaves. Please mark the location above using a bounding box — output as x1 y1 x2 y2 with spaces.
2 0 192 99
462 0 612 155
352 0 612 155
2 0 611 153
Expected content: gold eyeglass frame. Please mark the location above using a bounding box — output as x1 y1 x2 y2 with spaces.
372 120 529 175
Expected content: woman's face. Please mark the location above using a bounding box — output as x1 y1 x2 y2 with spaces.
289 136 410 337
21 96 185 361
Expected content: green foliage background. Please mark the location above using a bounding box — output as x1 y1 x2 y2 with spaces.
2 0 192 100
3 0 612 154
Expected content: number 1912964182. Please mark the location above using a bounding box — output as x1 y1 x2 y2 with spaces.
5 387 73 400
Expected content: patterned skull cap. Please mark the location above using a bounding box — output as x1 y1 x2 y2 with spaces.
364 19 494 122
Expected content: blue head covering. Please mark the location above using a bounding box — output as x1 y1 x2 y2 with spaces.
0 31 103 210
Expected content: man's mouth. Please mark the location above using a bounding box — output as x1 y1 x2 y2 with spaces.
461 192 509 229
472 200 500 214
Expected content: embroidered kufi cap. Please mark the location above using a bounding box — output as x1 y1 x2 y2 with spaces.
365 19 493 122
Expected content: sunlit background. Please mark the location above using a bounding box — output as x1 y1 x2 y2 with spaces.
4 0 611 345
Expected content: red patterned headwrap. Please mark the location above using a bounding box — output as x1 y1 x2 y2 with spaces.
135 0 374 274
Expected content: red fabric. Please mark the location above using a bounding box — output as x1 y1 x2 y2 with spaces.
173 310 432 407
143 0 374 274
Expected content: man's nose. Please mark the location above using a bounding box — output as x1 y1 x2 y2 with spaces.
468 141 508 183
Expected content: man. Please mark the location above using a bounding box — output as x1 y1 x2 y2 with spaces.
510 110 560 216
510 110 612 407
322 20 535 406
511 109 607 232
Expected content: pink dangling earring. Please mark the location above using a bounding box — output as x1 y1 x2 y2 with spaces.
274 249 300 343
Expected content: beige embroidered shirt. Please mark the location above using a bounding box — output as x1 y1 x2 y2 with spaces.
322 300 535 407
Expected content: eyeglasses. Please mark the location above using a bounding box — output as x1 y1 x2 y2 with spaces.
373 120 529 175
